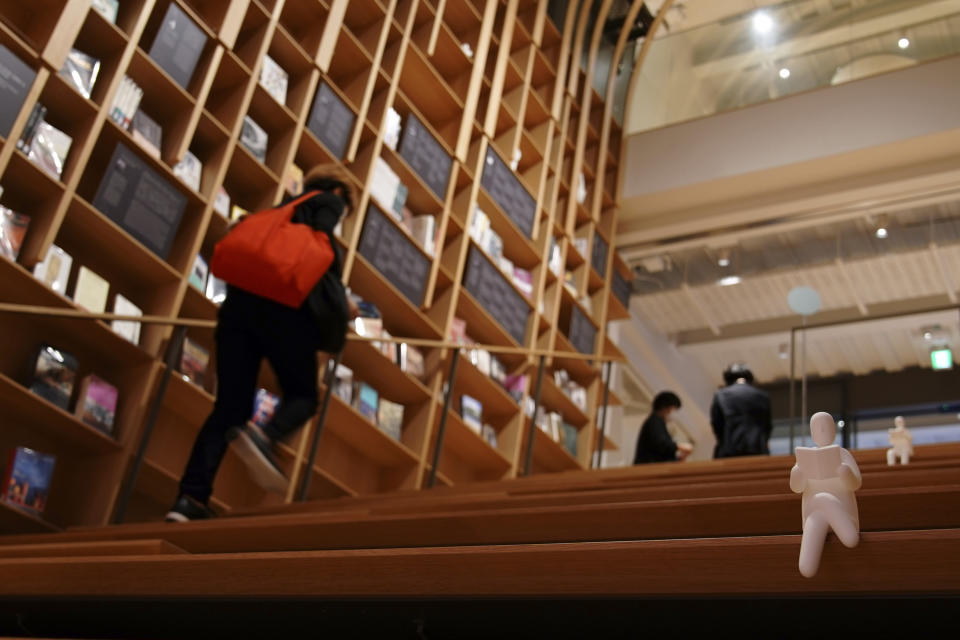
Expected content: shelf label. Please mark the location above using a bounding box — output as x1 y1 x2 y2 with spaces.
398 113 452 201
307 82 355 160
592 233 608 278
481 147 536 239
611 268 630 309
357 202 431 307
567 304 596 356
463 246 530 346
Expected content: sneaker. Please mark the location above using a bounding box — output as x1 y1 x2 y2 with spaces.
228 423 288 494
165 495 216 523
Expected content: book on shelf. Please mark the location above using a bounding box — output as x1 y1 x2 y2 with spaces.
74 374 118 435
354 316 382 340
573 237 589 257
576 172 587 204
91 0 119 24
29 343 78 411
397 343 424 379
570 386 587 412
240 116 268 162
179 337 209 388
369 157 407 220
356 382 379 422
27 120 73 180
561 423 578 457
111 294 141 345
486 230 503 265
548 412 562 442
148 3 207 90
284 164 303 196
250 388 279 428
0 44 36 141
410 215 435 256
512 268 533 298
332 364 354 405
173 150 202 192
189 254 208 292
383 107 401 150
205 275 226 305
476 349 491 377
259 55 288 106
461 395 482 435
33 245 72 296
469 207 490 245
498 255 514 279
481 424 498 448
553 369 569 387
0 206 29 261
549 238 563 276
377 399 404 441
110 76 142 129
377 329 397 362
16 103 47 154
59 49 100 100
449 317 467 345
504 374 527 404
130 110 162 159
73 266 110 313
213 187 230 218
3 447 56 515
489 357 506 385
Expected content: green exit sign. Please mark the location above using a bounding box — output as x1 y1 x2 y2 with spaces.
931 348 953 370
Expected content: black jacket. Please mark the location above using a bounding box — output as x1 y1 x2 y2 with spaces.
633 413 678 464
225 191 349 353
710 383 773 458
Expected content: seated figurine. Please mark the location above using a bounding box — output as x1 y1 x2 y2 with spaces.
887 415 913 466
790 412 862 578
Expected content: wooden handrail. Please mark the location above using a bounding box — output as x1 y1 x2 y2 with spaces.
0 302 625 362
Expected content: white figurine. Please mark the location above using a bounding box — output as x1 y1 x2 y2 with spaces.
886 415 913 466
789 412 862 578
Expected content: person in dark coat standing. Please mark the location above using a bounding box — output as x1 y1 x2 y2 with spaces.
166 165 356 522
711 363 773 458
633 391 693 464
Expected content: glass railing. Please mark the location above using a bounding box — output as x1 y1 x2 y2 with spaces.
627 0 960 133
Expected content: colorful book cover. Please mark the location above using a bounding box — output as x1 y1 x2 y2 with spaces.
59 48 100 100
0 206 29 261
503 374 527 404
357 382 378 422
111 294 142 345
449 317 467 345
512 267 533 298
189 254 208 291
250 388 279 428
179 337 209 388
377 399 404 441
75 374 118 435
73 266 110 313
240 116 268 162
3 447 56 514
461 394 482 434
561 423 578 457
29 343 78 411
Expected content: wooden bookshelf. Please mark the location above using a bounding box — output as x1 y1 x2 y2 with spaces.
0 0 636 532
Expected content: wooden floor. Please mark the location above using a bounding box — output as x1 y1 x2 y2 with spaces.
0 443 958 636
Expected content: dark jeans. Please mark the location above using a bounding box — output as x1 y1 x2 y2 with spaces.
178 290 321 504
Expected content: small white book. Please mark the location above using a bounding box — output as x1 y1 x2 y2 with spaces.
795 445 843 481
173 150 202 192
259 55 288 105
213 187 230 218
73 266 110 312
112 294 142 345
33 244 72 295
410 215 435 256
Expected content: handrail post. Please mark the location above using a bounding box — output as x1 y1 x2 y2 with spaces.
297 351 342 502
595 360 613 469
428 348 461 488
522 354 547 476
113 326 187 524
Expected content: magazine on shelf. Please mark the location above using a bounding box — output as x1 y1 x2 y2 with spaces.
111 294 142 345
29 343 78 411
59 49 100 100
173 150 202 192
27 120 73 180
16 103 46 153
377 399 404 441
73 266 110 313
461 395 482 435
189 254 208 292
32 245 72 295
75 374 118 435
3 447 56 515
0 206 29 261
240 116 268 162
259 55 288 106
130 110 162 159
357 382 379 422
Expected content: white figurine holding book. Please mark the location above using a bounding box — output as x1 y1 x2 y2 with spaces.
790 412 862 578
886 415 913 466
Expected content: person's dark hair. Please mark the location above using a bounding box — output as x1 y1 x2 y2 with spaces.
303 164 354 214
652 391 682 412
723 363 754 386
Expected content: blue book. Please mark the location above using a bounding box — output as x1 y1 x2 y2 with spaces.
3 447 56 515
561 423 578 457
357 382 379 422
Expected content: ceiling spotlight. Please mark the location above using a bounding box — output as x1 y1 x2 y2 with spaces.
875 214 889 239
719 275 742 287
752 11 774 35
779 67 791 79
717 249 731 267
837 420 845 428
898 37 910 49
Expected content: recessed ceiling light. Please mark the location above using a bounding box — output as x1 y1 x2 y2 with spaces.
719 275 742 287
837 420 845 428
753 11 774 35
924 331 933 340
779 67 791 79
717 248 731 267
898 37 910 49
875 227 888 239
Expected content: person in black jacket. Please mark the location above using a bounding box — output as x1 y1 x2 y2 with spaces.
633 391 693 464
711 363 773 459
166 165 355 522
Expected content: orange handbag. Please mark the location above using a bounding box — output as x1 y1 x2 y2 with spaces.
210 191 335 308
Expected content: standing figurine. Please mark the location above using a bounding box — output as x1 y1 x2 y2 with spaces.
886 415 913 466
790 412 862 578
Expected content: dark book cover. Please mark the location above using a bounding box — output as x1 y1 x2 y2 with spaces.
0 44 37 139
179 337 209 388
240 116 268 162
148 3 207 90
3 447 56 515
130 110 163 159
16 103 46 153
28 344 78 411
